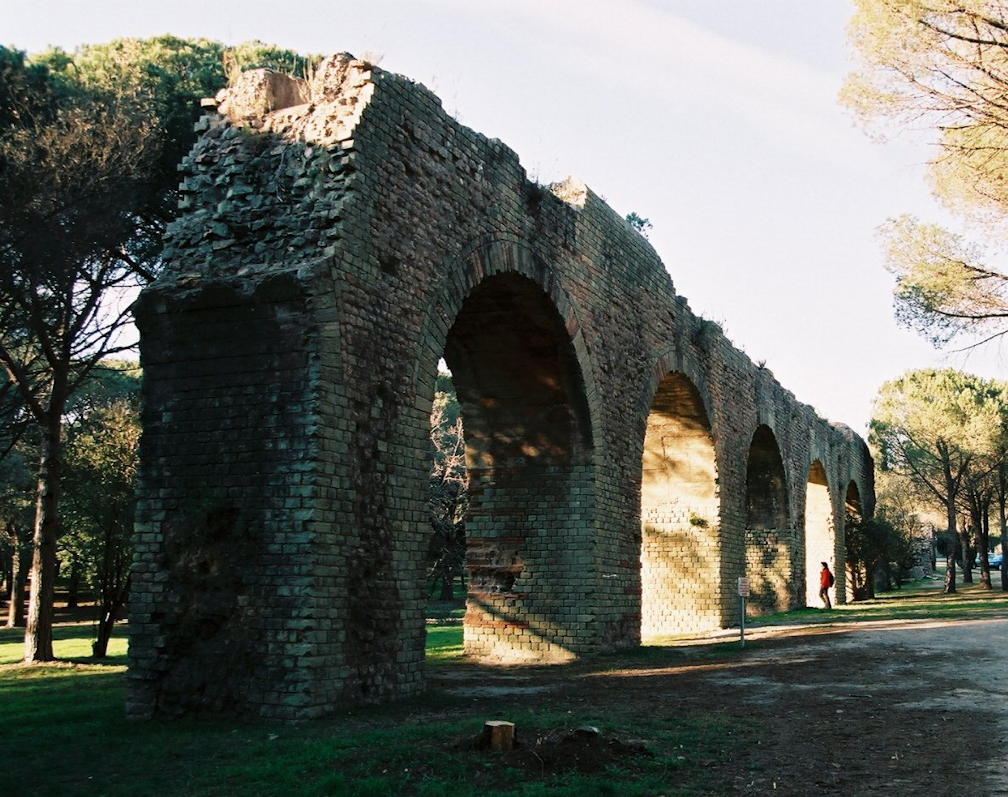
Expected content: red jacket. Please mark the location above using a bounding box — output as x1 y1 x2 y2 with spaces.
820 567 832 590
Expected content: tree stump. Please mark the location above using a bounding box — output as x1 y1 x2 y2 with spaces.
481 720 516 751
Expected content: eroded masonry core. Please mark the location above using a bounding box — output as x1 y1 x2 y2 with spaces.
640 373 719 638
804 461 835 606
443 273 594 662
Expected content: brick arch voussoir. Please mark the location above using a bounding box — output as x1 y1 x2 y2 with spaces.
805 456 832 490
414 234 603 464
845 478 866 517
640 346 722 523
644 346 717 436
743 421 793 529
800 457 832 524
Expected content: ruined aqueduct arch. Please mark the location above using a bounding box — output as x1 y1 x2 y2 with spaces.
128 55 875 719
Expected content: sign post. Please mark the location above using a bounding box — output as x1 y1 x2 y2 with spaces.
737 577 749 647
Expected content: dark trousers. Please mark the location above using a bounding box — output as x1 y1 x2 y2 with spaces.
819 587 832 609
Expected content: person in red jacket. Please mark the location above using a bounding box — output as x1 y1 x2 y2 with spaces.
819 562 834 609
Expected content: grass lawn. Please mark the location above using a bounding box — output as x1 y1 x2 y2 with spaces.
0 614 750 796
749 570 1008 629
2 579 1006 796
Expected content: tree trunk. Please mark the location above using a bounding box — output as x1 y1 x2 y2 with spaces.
5 524 26 628
1002 506 1008 593
999 465 1008 592
66 555 81 610
92 579 128 659
945 502 958 594
979 507 992 589
960 525 974 584
24 421 62 662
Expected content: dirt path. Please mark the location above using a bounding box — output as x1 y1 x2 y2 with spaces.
428 585 1008 794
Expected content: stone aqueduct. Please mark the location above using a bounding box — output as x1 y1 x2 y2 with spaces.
128 55 874 719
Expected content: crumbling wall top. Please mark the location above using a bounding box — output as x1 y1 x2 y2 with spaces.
212 53 377 145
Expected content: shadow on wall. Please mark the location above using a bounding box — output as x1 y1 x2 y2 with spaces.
744 526 797 616
743 426 793 614
640 372 721 639
439 271 600 664
640 521 721 641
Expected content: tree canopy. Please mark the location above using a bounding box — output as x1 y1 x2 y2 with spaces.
0 36 313 661
870 368 1007 591
845 1 1008 348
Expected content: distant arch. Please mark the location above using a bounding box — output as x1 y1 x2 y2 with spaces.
745 425 790 530
846 480 863 521
804 460 834 606
744 425 793 613
639 371 720 638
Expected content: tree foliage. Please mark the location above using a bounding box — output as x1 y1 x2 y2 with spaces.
878 215 1008 347
846 514 913 600
870 368 1006 592
625 212 653 239
0 36 312 661
844 1 1008 217
845 1 1008 348
0 46 159 661
428 373 467 601
61 362 140 656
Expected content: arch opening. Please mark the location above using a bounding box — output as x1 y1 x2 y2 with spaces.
846 481 863 522
639 372 719 639
744 425 793 614
431 272 594 663
804 460 835 606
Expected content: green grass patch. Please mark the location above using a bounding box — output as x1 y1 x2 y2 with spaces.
0 620 751 796
426 621 464 663
7 581 1005 795
749 577 1008 628
0 622 128 665
0 651 747 796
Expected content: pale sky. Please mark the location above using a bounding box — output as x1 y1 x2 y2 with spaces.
7 0 1006 433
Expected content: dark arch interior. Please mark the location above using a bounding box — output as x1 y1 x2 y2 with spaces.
639 372 719 638
438 272 594 661
444 273 592 469
745 425 789 530
846 481 863 521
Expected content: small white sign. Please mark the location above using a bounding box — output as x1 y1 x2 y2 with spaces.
737 577 750 597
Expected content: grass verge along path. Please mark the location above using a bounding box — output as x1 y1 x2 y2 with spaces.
2 580 1006 795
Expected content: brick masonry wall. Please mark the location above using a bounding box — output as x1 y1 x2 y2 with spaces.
129 56 874 719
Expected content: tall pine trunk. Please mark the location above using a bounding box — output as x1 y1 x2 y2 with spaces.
66 555 80 610
5 523 26 628
960 525 974 584
1001 505 1008 592
24 420 62 662
1000 465 1008 592
979 508 991 589
944 500 958 594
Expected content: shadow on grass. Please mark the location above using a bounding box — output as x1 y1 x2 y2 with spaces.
6 586 1008 796
750 578 1008 629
